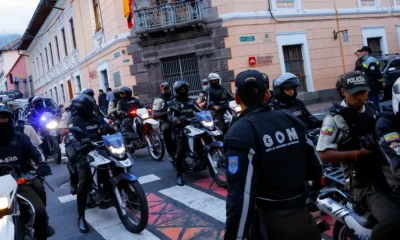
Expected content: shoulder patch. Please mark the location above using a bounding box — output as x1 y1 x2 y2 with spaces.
384 132 400 143
321 125 334 136
228 156 239 174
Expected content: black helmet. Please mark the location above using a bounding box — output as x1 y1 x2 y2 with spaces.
119 86 132 100
32 96 44 110
28 96 34 104
160 82 170 90
272 73 300 103
261 73 270 90
70 94 94 118
173 80 189 99
81 88 95 97
0 103 15 143
113 89 121 100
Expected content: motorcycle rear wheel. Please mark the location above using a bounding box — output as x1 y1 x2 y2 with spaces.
115 181 148 234
147 131 165 161
333 221 355 240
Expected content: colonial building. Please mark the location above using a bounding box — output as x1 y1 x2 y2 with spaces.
128 0 232 104
18 0 135 105
0 39 20 92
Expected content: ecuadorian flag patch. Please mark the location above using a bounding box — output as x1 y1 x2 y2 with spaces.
384 132 400 143
321 125 333 136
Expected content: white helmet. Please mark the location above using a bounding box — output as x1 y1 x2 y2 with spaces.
208 73 221 85
392 78 400 115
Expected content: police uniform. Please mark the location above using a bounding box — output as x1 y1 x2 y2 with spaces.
153 93 174 157
316 71 400 240
224 70 321 240
58 110 72 129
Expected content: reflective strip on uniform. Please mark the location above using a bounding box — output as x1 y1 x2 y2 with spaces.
363 63 368 68
237 148 255 239
378 78 384 82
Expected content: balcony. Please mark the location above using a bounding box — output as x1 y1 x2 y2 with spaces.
134 0 204 34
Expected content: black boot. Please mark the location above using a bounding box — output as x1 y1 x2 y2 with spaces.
176 174 184 186
78 217 89 233
70 183 77 195
47 225 55 237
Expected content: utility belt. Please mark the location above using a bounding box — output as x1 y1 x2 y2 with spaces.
255 192 306 212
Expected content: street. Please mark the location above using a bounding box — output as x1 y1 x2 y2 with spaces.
46 148 335 240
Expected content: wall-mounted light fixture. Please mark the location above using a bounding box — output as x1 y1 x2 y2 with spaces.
333 29 349 41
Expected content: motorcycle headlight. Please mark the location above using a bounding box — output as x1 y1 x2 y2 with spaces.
201 120 214 128
108 145 126 158
40 116 47 122
0 196 8 210
46 121 58 130
141 113 149 119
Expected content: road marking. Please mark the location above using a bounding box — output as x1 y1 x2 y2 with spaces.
58 174 161 203
159 185 226 223
86 207 160 240
138 174 161 184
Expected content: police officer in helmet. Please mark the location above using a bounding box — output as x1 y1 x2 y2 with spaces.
317 71 400 240
66 94 116 233
224 70 321 240
168 80 201 186
197 79 209 109
269 73 321 129
80 88 105 117
117 86 144 138
0 104 53 240
152 82 174 161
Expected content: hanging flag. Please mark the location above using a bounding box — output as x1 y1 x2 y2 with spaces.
123 0 134 29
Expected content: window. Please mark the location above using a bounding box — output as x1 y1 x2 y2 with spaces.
93 0 101 32
32 61 36 79
367 37 382 55
276 0 296 8
54 86 59 103
45 91 48 97
49 43 54 66
69 18 77 50
360 0 376 7
9 74 13 84
100 70 110 89
36 57 41 75
76 75 82 92
283 45 307 92
44 47 50 70
54 36 61 62
61 28 68 56
60 84 66 102
40 53 45 73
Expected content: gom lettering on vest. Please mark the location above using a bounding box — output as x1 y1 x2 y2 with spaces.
263 128 300 152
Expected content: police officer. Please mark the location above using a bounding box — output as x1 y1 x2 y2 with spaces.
316 71 400 240
0 104 53 240
206 73 234 133
359 46 385 111
117 86 144 138
168 81 201 186
152 82 174 161
66 94 115 233
224 70 322 240
81 88 105 117
107 89 121 118
269 73 321 129
376 79 400 202
197 79 209 109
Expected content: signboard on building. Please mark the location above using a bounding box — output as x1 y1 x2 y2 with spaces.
114 52 121 58
239 36 255 42
248 55 274 66
264 33 272 43
123 59 130 63
113 71 121 87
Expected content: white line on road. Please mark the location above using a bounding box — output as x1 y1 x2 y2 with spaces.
85 207 160 240
58 174 161 203
159 185 226 223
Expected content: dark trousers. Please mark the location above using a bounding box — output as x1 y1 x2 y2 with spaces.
353 186 400 240
175 136 187 174
368 93 381 112
253 207 321 240
161 122 174 157
77 160 92 217
18 178 48 240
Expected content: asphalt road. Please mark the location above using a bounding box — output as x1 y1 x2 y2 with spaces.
45 101 396 240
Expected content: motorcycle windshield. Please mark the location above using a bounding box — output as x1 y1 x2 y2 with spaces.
195 111 213 122
40 112 54 123
102 133 124 148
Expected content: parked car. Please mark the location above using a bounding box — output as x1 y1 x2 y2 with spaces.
375 54 400 101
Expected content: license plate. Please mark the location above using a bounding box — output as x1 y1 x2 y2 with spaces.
49 130 58 137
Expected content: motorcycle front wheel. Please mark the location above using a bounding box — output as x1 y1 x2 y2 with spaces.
147 131 165 161
207 149 227 188
51 136 62 164
116 181 148 234
333 221 356 240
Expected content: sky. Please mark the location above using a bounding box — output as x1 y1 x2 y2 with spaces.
0 0 41 35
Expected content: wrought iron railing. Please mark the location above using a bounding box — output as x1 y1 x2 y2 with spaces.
134 0 204 31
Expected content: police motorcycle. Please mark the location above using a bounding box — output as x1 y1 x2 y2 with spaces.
170 106 227 188
316 167 377 240
0 166 52 240
223 100 243 128
34 112 62 164
68 127 149 233
127 107 165 161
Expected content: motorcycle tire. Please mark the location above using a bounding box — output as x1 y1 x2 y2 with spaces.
333 221 357 240
207 150 227 188
115 181 148 234
51 137 62 164
147 131 165 161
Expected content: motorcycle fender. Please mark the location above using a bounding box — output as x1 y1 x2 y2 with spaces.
143 118 159 126
0 215 15 239
204 141 223 153
110 172 138 188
